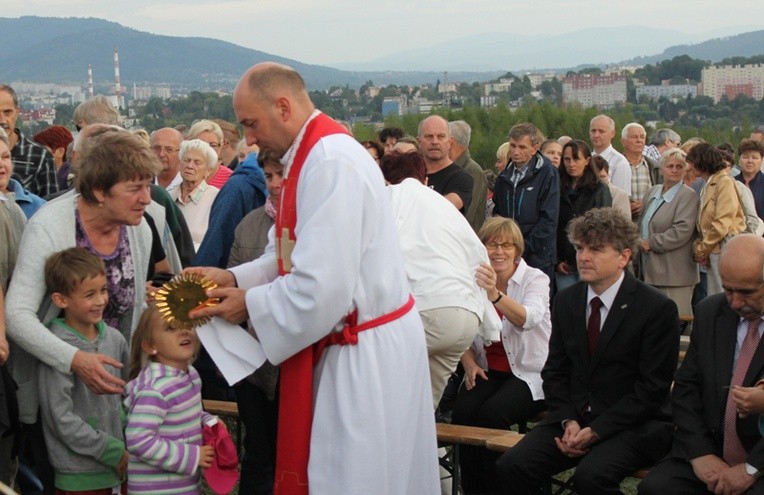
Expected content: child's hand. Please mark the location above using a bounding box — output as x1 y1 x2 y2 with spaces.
730 384 764 418
116 451 129 479
199 445 215 469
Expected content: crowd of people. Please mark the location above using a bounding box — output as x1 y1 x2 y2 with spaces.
1 65 764 495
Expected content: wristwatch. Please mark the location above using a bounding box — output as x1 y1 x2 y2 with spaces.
745 463 763 480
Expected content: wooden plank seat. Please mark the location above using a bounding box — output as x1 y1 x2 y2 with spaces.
436 423 523 494
484 432 525 452
203 399 240 417
435 422 514 446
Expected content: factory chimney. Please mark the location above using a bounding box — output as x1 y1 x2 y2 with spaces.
87 64 94 98
113 46 122 98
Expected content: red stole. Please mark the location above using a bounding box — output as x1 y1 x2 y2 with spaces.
273 113 350 495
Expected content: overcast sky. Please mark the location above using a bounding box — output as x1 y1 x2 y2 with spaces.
1 0 761 66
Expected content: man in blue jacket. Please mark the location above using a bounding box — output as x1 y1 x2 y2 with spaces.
493 122 559 282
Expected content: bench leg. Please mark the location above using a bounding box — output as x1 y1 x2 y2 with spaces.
452 444 460 495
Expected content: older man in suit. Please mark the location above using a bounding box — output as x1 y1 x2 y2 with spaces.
496 207 679 494
639 234 764 495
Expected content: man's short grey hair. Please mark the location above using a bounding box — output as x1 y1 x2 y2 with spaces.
449 120 471 148
73 95 121 126
0 85 19 108
621 122 646 139
417 115 449 138
508 122 545 146
649 128 681 147
149 127 183 146
180 139 218 170
590 114 615 131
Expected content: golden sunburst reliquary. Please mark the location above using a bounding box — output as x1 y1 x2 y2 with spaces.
154 272 219 330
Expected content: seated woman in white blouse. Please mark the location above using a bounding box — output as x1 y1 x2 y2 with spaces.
171 139 220 251
451 216 551 495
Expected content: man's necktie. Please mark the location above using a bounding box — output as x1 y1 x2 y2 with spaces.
588 297 603 356
723 318 761 465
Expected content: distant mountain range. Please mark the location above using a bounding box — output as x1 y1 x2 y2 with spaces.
625 29 764 66
0 16 762 91
336 26 760 72
0 17 353 90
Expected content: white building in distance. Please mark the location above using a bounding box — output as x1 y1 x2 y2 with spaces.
701 64 764 103
562 74 627 108
636 82 698 101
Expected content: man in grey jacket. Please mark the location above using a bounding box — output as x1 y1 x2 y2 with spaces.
449 120 487 233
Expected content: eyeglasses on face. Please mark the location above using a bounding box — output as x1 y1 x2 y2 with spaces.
151 145 179 154
485 241 515 250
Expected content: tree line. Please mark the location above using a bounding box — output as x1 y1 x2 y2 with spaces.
36 86 762 173
353 99 761 169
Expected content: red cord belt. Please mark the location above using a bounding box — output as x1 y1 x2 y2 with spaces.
313 294 415 362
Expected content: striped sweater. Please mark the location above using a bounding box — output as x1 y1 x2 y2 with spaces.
124 363 212 494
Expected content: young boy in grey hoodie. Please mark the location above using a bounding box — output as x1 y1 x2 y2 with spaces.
38 247 129 494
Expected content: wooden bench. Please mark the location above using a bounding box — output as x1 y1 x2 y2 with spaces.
203 399 239 417
435 423 523 494
202 401 641 493
484 432 525 452
436 423 515 446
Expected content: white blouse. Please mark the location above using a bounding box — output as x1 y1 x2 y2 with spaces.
472 258 552 401
171 180 219 251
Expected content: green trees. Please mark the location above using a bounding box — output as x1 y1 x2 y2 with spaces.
633 55 708 85
37 85 759 172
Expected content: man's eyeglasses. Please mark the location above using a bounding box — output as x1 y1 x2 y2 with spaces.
151 145 179 154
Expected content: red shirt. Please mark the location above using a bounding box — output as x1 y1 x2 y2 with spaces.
207 163 233 189
485 307 511 372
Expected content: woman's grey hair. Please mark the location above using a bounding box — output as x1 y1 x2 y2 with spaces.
659 148 687 169
180 139 218 170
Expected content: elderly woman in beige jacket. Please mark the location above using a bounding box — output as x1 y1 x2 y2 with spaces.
638 149 699 317
688 143 746 295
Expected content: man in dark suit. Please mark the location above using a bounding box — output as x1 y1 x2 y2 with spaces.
496 207 679 494
639 234 764 495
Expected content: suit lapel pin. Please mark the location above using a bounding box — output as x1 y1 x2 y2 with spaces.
621 304 628 309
